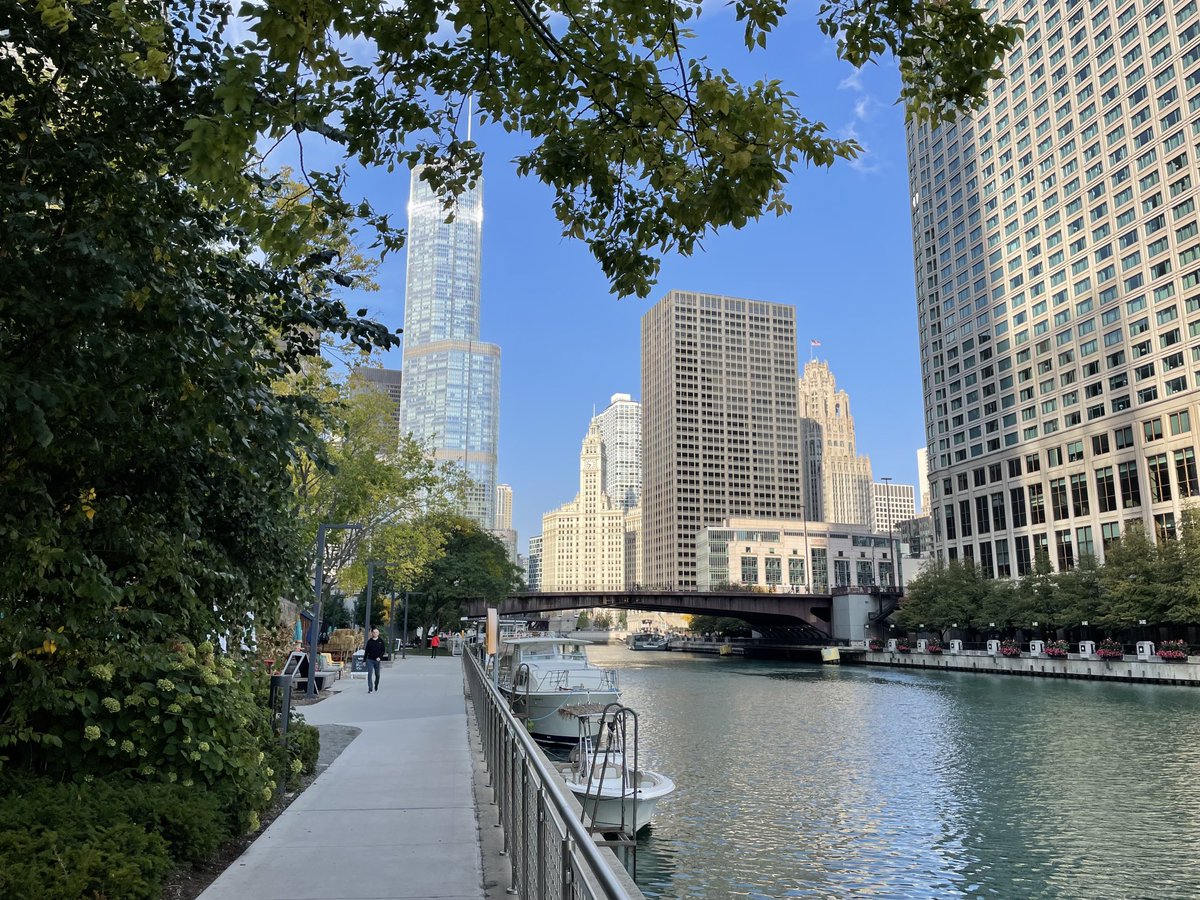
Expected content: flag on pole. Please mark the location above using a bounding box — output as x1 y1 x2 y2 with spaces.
810 339 821 347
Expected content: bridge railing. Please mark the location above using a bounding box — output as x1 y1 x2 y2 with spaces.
462 646 643 900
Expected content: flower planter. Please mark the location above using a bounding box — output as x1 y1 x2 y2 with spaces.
927 647 944 655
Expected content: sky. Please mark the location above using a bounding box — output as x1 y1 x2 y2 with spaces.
328 5 928 552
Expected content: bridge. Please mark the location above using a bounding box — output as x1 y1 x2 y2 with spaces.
462 586 902 640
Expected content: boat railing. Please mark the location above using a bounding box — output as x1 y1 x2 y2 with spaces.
463 646 644 900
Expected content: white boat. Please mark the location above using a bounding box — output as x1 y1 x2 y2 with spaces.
555 708 675 834
497 637 620 744
626 631 670 651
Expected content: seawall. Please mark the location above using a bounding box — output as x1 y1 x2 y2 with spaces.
861 649 1200 686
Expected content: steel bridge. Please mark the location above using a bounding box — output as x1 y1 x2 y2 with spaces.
462 586 902 641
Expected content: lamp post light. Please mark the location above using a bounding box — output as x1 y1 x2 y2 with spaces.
309 522 362 697
401 592 424 660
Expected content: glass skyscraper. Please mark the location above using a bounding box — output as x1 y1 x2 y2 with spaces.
908 0 1200 574
399 165 500 528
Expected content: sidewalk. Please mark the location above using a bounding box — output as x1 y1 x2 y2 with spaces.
200 654 482 900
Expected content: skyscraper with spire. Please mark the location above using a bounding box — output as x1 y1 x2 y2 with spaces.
399 165 500 528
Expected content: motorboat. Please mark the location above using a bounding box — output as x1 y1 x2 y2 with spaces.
497 637 620 744
626 631 670 651
555 704 675 835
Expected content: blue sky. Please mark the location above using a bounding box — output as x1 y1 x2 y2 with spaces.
334 6 927 550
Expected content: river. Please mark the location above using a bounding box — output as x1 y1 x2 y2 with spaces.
584 644 1200 899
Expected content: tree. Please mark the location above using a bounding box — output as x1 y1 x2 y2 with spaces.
575 611 592 631
896 560 993 636
689 616 751 637
1054 553 1104 628
1012 551 1060 631
1099 522 1166 628
11 0 1019 300
1 0 395 813
406 516 523 632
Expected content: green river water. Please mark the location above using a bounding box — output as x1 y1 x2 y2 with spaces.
583 644 1200 899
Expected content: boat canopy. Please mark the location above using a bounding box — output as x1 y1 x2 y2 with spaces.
500 636 593 662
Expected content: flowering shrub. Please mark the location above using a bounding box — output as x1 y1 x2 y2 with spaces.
896 640 912 653
1157 639 1189 661
926 641 944 655
1044 640 1070 658
868 639 883 652
1097 638 1124 660
1000 639 1022 657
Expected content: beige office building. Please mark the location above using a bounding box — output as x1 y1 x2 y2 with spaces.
541 421 630 591
909 0 1200 575
495 484 513 530
871 481 918 533
642 290 804 589
797 360 874 526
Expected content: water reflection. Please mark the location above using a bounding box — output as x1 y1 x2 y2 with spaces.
583 644 1200 898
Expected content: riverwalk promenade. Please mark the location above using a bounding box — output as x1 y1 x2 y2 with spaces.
199 655 484 900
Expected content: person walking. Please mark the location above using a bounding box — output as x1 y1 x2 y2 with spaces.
430 632 440 659
364 628 385 693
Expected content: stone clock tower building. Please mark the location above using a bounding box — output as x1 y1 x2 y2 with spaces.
540 421 630 591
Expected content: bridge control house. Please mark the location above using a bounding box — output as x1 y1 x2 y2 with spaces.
695 517 929 592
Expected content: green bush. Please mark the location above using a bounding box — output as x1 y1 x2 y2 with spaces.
0 775 189 899
286 719 320 788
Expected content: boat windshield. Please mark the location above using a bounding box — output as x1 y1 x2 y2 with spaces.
520 643 588 662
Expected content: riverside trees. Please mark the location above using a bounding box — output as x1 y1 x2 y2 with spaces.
896 511 1200 636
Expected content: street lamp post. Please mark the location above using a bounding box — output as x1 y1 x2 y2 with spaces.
401 592 423 660
363 561 400 643
309 522 362 697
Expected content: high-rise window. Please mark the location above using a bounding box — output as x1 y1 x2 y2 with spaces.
1010 487 1028 526
976 495 992 533
1056 529 1075 571
1101 521 1121 548
1076 525 1095 560
1118 461 1142 507
1096 466 1118 512
944 504 958 540
1050 477 1070 520
1070 473 1091 515
960 499 974 537
1029 482 1047 524
1148 452 1173 503
978 541 995 578
1015 535 1032 576
1174 447 1199 497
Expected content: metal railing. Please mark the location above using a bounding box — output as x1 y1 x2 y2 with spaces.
463 647 643 900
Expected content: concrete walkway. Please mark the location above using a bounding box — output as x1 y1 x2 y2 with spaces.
200 655 482 900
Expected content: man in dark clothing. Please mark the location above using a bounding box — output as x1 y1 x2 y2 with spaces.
364 628 385 693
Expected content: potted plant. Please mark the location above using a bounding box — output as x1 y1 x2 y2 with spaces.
896 639 912 654
1000 639 1022 657
868 639 883 652
926 640 944 655
1157 639 1189 661
1044 639 1070 659
1097 637 1124 660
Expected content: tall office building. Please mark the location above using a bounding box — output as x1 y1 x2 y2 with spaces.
541 422 628 591
871 481 917 533
351 366 404 435
907 0 1200 576
797 360 874 525
917 447 932 512
592 393 642 512
526 535 543 592
495 484 513 530
399 165 500 528
642 290 804 589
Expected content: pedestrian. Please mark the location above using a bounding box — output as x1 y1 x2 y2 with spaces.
364 628 385 693
430 632 440 659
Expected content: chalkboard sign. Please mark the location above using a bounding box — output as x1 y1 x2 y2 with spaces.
350 653 367 674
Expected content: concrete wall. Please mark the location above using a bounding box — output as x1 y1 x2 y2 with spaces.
864 649 1200 686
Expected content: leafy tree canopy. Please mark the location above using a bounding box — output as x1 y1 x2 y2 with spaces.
17 0 1018 298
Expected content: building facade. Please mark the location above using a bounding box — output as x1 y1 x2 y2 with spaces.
526 535 542 592
495 484 513 530
351 367 404 435
871 481 918 533
593 393 642 513
908 0 1200 575
917 447 931 512
642 291 805 589
540 421 629 591
797 360 873 526
695 517 907 591
399 165 500 528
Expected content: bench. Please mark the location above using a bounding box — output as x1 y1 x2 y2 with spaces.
281 650 338 693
